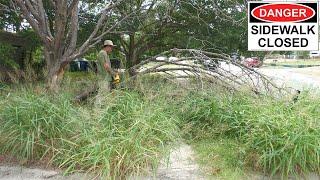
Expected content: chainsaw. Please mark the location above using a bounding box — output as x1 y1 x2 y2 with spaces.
111 58 121 88
113 72 120 85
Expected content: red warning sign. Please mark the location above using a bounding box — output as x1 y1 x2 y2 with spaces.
251 3 315 23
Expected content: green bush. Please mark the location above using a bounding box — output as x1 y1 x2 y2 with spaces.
0 42 19 69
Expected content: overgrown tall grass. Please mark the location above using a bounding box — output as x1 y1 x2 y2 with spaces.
1 76 320 178
53 91 179 177
0 84 179 178
177 89 320 177
240 92 320 176
0 89 76 159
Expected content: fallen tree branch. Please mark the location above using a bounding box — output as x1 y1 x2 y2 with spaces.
128 48 290 97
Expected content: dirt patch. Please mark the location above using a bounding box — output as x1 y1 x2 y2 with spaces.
0 154 59 172
129 142 207 179
156 143 206 179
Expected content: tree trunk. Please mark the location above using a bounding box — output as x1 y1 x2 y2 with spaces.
44 47 65 92
124 34 145 76
126 34 138 68
47 65 65 92
126 52 138 68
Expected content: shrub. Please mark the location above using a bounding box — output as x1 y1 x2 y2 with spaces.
0 42 19 69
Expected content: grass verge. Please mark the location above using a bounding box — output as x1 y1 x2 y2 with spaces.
191 138 246 179
265 59 320 66
0 85 179 178
1 75 320 179
179 90 320 178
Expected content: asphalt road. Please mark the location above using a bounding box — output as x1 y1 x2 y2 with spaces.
259 66 320 90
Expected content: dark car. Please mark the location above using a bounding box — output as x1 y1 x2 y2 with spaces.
231 52 240 62
70 59 88 72
70 59 97 72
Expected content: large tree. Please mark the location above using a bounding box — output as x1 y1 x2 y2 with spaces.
8 0 129 91
113 0 179 68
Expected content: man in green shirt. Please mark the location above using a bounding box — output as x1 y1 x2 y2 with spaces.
95 40 116 105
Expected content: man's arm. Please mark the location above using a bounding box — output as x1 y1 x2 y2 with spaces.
103 63 115 76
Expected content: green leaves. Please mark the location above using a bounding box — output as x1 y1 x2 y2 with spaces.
0 42 19 69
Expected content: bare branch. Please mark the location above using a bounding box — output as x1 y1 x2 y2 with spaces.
64 0 79 57
0 2 9 11
130 49 290 97
91 11 132 42
77 0 125 54
13 0 45 42
36 0 53 38
24 0 42 21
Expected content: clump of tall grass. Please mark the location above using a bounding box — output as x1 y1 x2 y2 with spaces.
0 85 179 178
2 77 319 178
178 89 320 177
0 89 77 159
53 90 179 177
239 92 320 176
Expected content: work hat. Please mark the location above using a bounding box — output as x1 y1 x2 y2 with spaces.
103 40 116 47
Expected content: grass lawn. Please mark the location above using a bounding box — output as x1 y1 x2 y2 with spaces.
265 59 320 66
1 73 320 179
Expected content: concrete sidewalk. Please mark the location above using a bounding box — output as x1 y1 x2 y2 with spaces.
0 166 94 180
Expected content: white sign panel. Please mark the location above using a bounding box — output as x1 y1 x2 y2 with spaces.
248 2 319 51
